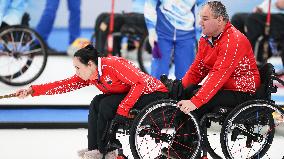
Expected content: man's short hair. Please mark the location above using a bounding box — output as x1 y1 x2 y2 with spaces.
206 1 229 22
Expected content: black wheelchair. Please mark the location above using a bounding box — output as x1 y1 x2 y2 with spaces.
91 12 152 74
0 13 48 86
103 62 284 159
254 32 284 76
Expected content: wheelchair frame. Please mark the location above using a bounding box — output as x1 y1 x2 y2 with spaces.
103 62 284 159
91 21 152 74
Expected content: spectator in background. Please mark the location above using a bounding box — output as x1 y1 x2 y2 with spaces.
231 0 284 66
0 0 28 29
36 0 81 52
144 0 205 80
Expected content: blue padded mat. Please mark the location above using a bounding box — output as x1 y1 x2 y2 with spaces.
0 108 88 122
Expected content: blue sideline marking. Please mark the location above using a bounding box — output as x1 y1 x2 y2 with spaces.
0 109 88 122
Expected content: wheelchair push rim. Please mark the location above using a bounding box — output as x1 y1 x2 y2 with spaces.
129 99 201 159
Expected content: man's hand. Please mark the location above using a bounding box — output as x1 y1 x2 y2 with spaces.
16 87 33 99
177 100 197 114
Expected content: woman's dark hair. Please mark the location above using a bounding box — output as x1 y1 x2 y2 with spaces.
74 44 99 65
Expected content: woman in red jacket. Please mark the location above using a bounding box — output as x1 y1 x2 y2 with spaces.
16 44 168 159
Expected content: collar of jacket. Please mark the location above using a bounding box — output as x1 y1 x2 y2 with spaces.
98 57 102 77
90 57 102 81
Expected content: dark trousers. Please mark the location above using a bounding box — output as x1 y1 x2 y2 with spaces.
88 92 167 152
183 85 256 120
174 85 256 149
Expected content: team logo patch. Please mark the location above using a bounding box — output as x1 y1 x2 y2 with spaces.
105 75 112 84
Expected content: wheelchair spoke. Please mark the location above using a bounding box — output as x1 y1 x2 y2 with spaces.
221 101 284 159
0 25 47 86
147 114 162 133
22 48 43 55
9 32 17 52
129 100 201 159
172 139 196 153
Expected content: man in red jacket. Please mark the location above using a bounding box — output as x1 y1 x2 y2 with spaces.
179 1 260 114
16 45 168 159
162 1 261 158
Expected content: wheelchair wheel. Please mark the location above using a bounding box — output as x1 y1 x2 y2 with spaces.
137 36 152 74
201 118 224 159
0 25 47 86
129 99 201 159
221 100 284 159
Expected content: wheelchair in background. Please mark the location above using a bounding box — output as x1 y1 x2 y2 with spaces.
254 33 284 76
0 13 48 86
102 62 284 159
91 12 152 74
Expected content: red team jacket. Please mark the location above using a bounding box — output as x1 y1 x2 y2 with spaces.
31 56 168 117
182 22 261 108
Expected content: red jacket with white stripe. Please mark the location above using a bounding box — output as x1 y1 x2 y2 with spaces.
31 56 168 117
182 22 261 108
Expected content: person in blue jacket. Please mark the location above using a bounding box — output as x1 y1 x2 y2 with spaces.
144 0 205 80
36 0 81 47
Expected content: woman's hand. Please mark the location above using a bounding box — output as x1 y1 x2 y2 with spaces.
177 100 197 114
16 87 33 99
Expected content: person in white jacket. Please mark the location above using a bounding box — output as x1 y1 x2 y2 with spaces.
144 0 205 80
